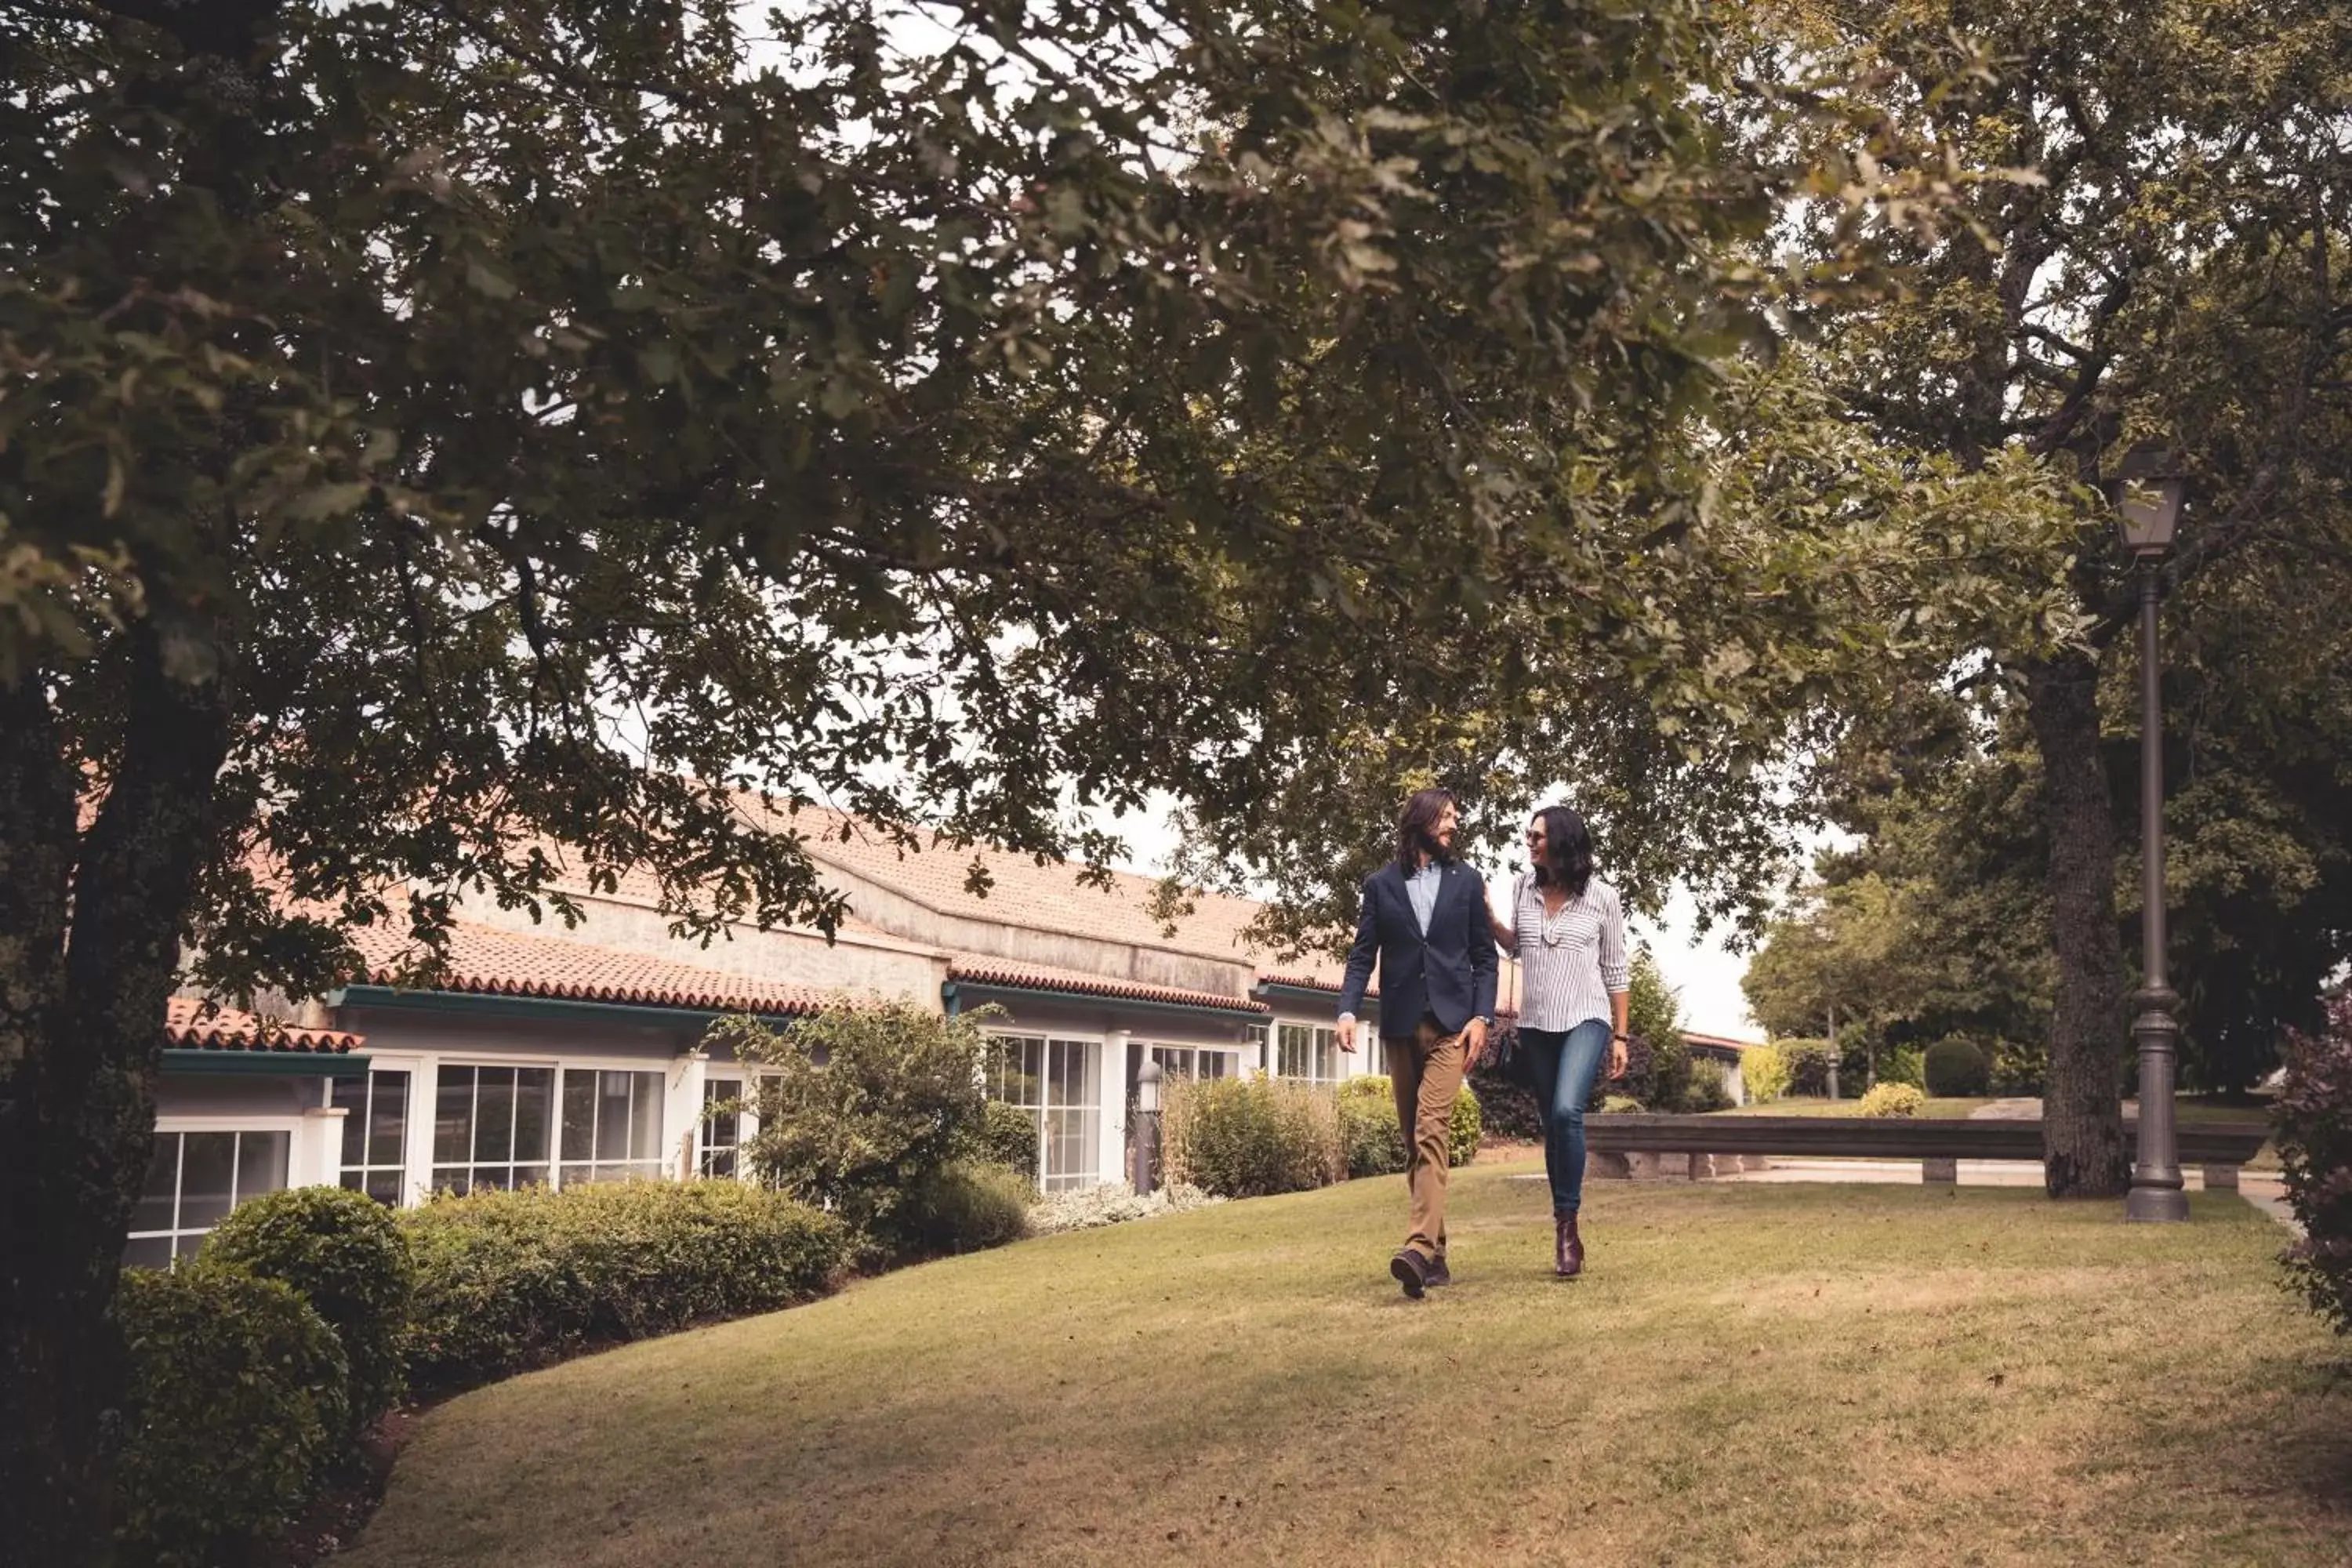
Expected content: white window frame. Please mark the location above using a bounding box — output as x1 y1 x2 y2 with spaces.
556 1065 669 1187
699 1073 746 1179
1145 1043 1241 1082
983 1031 1103 1193
328 1068 414 1204
130 1116 303 1266
424 1054 677 1195
1274 1021 1345 1086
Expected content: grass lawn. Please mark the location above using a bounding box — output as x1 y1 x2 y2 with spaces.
341 1160 2350 1568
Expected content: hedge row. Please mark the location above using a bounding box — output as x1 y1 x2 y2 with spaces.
116 1179 846 1566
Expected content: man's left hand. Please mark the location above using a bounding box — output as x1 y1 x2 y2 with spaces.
1461 1018 1489 1069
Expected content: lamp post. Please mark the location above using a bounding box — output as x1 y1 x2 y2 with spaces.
2114 446 2190 1224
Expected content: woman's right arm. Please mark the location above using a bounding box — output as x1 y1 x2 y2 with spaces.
1487 877 1518 948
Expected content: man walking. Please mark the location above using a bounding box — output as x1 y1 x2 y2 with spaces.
1337 787 1498 1298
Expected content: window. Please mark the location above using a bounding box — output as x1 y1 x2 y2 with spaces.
1245 1021 1269 1073
700 1076 743 1179
433 1065 554 1194
985 1033 1101 1192
332 1069 411 1204
125 1130 290 1269
558 1069 666 1185
1149 1045 1237 1081
1276 1022 1342 1084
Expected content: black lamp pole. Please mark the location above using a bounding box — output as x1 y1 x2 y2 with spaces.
2114 448 2190 1224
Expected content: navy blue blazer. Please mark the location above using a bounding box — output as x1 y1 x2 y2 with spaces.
1336 859 1500 1037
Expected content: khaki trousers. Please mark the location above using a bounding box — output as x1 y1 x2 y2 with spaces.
1385 1016 1469 1263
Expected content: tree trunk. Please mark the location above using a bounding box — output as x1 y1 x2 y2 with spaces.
1 621 234 1565
2026 648 2130 1197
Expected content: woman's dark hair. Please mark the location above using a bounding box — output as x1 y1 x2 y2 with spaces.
1530 804 1594 898
1394 787 1457 871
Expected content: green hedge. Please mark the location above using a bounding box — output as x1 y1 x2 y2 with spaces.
1160 1074 1344 1197
898 1158 1033 1258
1924 1037 1991 1097
401 1180 848 1392
202 1186 413 1441
971 1098 1041 1183
1684 1058 1734 1112
1336 1076 1482 1178
115 1265 349 1568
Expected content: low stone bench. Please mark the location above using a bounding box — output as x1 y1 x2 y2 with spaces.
1584 1114 2270 1189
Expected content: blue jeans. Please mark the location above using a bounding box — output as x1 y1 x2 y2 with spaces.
1522 1020 1611 1217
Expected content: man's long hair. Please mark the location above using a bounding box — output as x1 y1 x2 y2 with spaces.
1530 804 1595 898
1394 787 1457 872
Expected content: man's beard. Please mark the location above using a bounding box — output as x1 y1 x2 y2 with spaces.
1415 826 1454 863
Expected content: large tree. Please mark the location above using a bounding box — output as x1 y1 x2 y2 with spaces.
1766 0 2352 1192
1 0 1956 1555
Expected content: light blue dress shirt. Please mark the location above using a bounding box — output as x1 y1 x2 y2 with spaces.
1405 860 1442 937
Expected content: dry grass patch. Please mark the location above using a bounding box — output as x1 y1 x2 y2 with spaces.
339 1161 2352 1568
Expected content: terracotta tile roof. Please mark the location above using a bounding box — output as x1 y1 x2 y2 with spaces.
165 996 364 1054
346 920 839 1018
947 956 1269 1015
748 800 1352 982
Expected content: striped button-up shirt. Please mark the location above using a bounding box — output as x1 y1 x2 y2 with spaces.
1506 873 1631 1033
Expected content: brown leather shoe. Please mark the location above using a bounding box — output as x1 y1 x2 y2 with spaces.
1555 1215 1584 1279
1390 1249 1429 1298
1424 1254 1452 1287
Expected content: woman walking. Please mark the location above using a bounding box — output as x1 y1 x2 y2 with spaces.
1490 805 1630 1278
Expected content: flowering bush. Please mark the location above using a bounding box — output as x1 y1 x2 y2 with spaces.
1743 1044 1792 1105
2277 993 2352 1334
1029 1181 1221 1236
1857 1082 1924 1118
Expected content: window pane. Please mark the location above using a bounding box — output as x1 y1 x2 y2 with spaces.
364 1170 401 1205
434 1066 475 1163
594 1071 632 1160
123 1235 173 1272
369 1072 409 1165
177 1132 239 1231
234 1131 289 1204
514 1163 548 1189
513 1069 554 1165
333 1077 369 1166
132 1135 180 1236
474 1070 516 1164
561 1070 598 1163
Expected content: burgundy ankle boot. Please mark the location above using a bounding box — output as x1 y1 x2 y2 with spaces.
1554 1214 1584 1279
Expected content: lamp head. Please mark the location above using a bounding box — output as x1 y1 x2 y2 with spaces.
2111 445 2186 557
1137 1058 1161 1113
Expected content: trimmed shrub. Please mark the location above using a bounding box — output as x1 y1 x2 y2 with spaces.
1858 1082 1925 1118
1684 1059 1734 1113
1609 1030 1693 1112
401 1179 847 1392
115 1264 349 1568
1742 1044 1792 1105
1337 1076 1482 1178
1338 1076 1408 1178
1450 1081 1483 1167
1029 1181 1221 1236
1882 1044 1927 1091
1160 1073 1344 1197
1598 1095 1645 1114
201 1185 413 1439
971 1098 1041 1182
713 1002 993 1254
1924 1037 1992 1098
899 1159 1033 1258
2278 994 2352 1334
1780 1038 1838 1097
1465 1062 1544 1140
